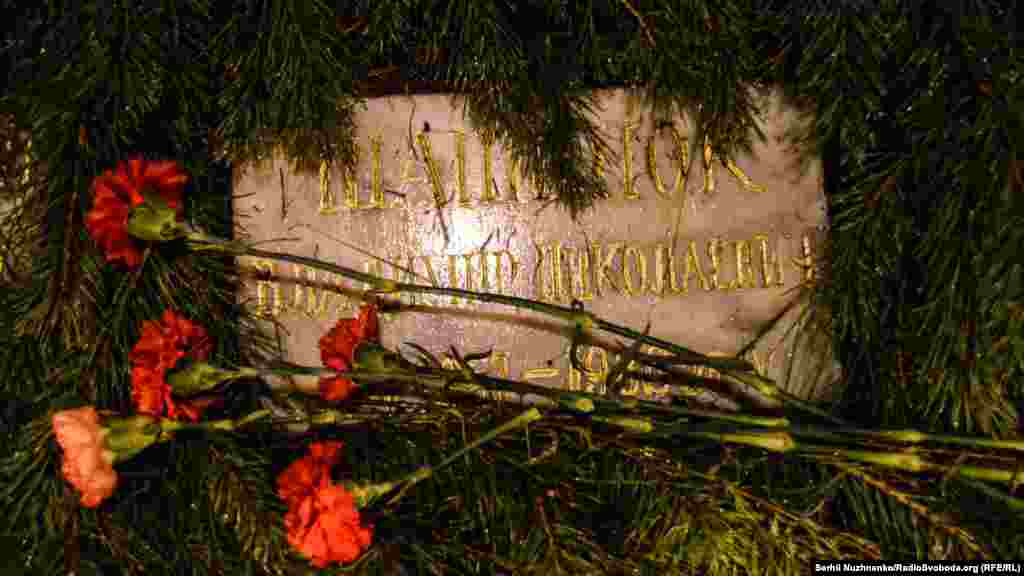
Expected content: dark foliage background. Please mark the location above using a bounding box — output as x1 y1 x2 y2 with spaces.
0 1 1021 574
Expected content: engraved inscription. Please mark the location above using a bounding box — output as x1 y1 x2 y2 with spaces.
234 90 832 403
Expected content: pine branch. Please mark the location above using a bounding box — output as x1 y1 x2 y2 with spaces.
205 438 299 575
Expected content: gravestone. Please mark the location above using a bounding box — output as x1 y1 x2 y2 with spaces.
233 89 837 408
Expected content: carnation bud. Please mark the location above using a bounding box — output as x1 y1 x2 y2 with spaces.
353 342 410 374
166 361 242 397
593 415 653 433
101 414 164 463
344 480 398 508
719 431 796 453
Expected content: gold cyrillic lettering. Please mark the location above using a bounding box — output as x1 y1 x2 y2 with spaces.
418 133 448 208
646 125 688 199
447 254 462 306
702 135 715 195
753 234 785 287
461 253 476 295
537 243 566 303
651 243 684 295
342 166 360 209
565 245 593 301
706 238 724 290
506 153 522 202
493 250 518 294
795 233 816 282
523 368 560 381
421 255 441 305
455 131 469 206
594 242 623 296
490 351 511 379
479 250 491 292
619 346 669 398
650 244 667 295
318 159 337 214
489 352 518 402
622 244 647 296
287 266 304 314
734 240 756 289
481 133 496 202
726 158 767 193
253 260 281 318
685 240 710 292
369 135 385 208
568 347 608 394
292 265 333 319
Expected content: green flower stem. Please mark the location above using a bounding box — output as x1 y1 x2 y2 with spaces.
722 371 848 426
160 409 273 434
185 233 754 374
256 358 793 432
236 361 1014 469
844 428 1024 454
806 447 1021 486
188 233 848 422
687 429 798 453
774 425 1024 457
250 355 792 431
955 465 1018 485
435 408 542 473
592 318 754 372
381 408 543 507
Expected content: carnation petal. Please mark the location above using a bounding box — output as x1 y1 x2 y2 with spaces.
356 305 379 341
52 407 118 508
319 376 355 402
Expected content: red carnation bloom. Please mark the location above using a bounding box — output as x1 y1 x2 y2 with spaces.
276 441 345 507
318 305 379 401
129 310 216 421
277 441 372 567
284 483 374 567
85 157 189 268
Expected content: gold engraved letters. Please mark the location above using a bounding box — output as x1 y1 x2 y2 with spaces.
251 233 804 315
236 90 828 402
314 110 765 212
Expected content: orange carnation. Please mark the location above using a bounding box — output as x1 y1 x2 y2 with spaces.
129 310 215 421
276 441 345 507
85 157 188 268
52 407 118 508
283 483 373 567
318 305 379 401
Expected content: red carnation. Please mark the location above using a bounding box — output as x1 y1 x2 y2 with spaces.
129 310 216 421
318 305 379 401
284 483 374 567
277 442 372 567
85 157 189 268
276 440 345 507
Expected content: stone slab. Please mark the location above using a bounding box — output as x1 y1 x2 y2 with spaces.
233 89 837 406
